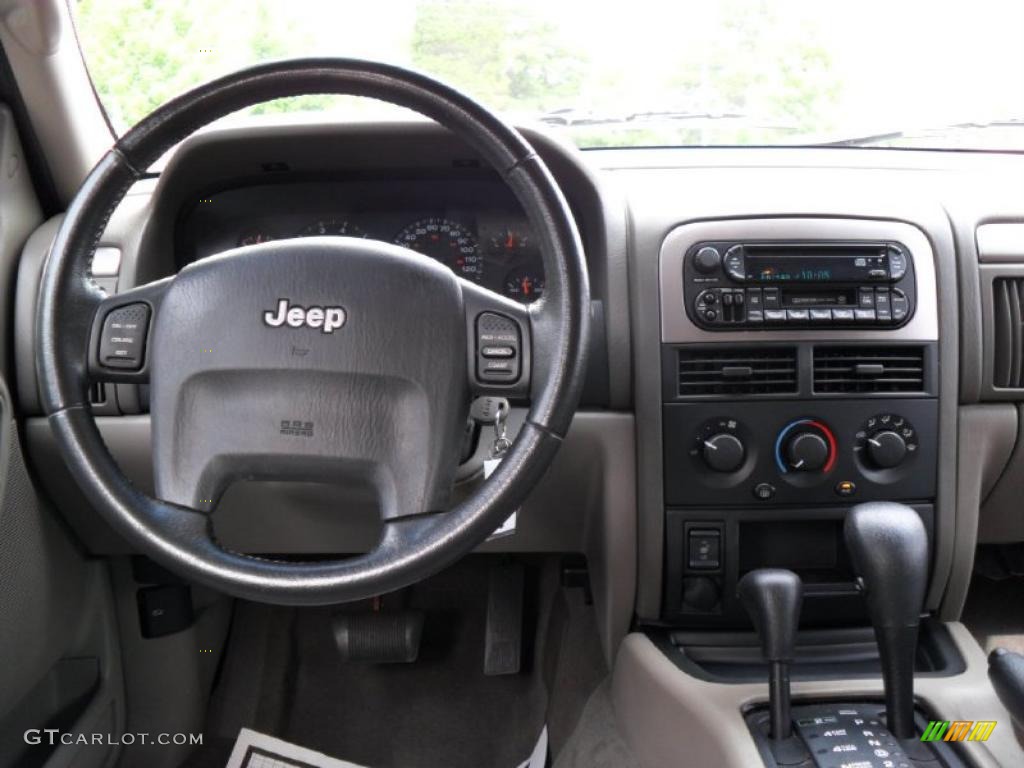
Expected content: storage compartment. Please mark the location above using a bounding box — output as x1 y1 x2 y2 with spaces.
738 519 854 584
662 505 934 628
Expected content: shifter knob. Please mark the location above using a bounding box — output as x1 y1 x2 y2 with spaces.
738 569 803 741
844 502 929 739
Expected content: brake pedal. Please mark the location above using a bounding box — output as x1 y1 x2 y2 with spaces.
484 562 525 676
331 610 423 664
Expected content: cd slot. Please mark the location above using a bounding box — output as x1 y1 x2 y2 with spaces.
782 289 856 308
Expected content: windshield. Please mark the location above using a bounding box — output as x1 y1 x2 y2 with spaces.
73 0 1024 151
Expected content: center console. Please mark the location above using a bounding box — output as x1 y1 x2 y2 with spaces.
660 219 939 630
654 218 958 766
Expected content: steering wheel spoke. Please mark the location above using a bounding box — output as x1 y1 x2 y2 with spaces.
87 276 171 384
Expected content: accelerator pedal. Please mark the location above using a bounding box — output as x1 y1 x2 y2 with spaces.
484 562 525 676
331 610 424 664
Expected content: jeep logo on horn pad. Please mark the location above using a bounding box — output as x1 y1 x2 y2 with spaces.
263 299 347 334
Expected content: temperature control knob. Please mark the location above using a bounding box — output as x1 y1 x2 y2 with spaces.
702 433 745 473
865 430 907 469
786 431 830 472
775 419 837 475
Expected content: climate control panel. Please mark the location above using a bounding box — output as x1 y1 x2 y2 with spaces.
665 399 936 507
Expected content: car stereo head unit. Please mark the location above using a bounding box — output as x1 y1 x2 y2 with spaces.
682 241 915 329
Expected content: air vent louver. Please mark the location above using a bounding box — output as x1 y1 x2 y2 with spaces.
677 348 797 395
993 277 1024 389
813 346 925 393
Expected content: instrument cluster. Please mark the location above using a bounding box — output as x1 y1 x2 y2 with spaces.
180 180 547 303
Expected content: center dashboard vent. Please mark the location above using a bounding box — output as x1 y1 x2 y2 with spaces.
813 346 926 393
677 347 797 396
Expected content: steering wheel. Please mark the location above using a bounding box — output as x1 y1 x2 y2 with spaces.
36 59 589 605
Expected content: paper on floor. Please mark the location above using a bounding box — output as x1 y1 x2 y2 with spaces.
225 728 369 768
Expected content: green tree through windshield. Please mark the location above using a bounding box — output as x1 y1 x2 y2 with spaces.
73 1 1024 150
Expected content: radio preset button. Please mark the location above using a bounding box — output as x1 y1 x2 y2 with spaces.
810 309 832 323
832 308 855 322
764 310 786 323
786 309 810 322
746 310 764 323
854 308 876 322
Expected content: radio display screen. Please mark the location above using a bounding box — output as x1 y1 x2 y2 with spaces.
745 254 887 283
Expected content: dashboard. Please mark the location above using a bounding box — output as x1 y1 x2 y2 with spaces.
178 178 546 303
17 121 1024 667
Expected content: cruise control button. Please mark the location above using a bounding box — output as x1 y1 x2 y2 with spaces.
481 346 515 358
482 359 515 376
477 312 521 383
99 303 151 370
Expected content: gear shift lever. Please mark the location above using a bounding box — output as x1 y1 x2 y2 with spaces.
737 569 803 741
844 502 928 739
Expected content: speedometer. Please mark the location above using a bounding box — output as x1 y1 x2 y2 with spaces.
393 218 482 282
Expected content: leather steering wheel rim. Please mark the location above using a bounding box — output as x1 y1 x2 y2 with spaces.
35 58 589 604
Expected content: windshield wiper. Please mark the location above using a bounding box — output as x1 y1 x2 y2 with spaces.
818 118 1024 147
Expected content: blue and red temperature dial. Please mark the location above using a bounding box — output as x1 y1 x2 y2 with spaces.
775 419 837 474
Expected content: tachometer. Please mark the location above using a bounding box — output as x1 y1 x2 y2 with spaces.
394 218 482 281
298 218 366 238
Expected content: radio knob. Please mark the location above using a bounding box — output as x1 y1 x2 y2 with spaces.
694 247 722 275
866 430 907 469
786 431 830 472
701 433 745 473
